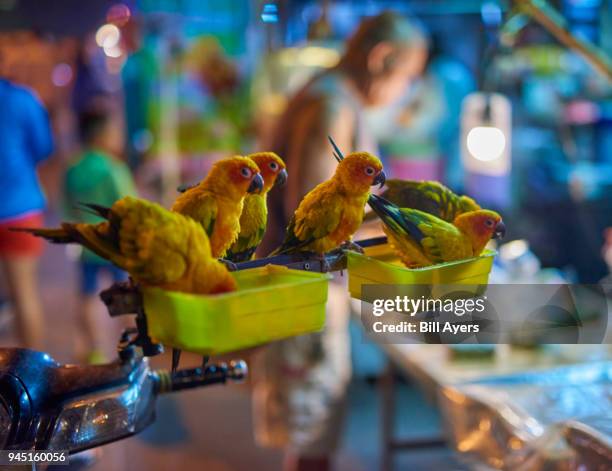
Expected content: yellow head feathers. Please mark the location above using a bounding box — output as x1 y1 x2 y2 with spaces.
246 152 287 193
453 209 505 253
199 155 263 200
334 152 385 194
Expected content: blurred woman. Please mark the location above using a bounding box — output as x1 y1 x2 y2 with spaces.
0 76 53 350
255 12 427 471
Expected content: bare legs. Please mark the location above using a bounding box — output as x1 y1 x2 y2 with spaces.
1 256 44 349
74 294 106 362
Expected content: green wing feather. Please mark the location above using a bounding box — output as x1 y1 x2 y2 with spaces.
271 191 342 255
112 198 193 283
269 216 315 255
172 191 218 237
226 227 265 262
377 179 480 222
368 194 458 262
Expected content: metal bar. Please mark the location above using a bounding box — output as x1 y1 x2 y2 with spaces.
388 438 446 450
235 236 387 273
379 361 446 471
518 0 612 81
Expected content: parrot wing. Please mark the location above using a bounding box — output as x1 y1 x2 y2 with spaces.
272 190 343 255
226 227 265 262
379 179 480 222
368 194 459 263
112 198 202 284
172 191 218 237
383 180 446 217
270 216 316 255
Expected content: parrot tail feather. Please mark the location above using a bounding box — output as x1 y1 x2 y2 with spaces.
177 182 198 193
368 194 424 243
268 237 314 257
226 247 257 263
76 202 112 220
267 246 283 257
9 227 74 244
327 135 344 162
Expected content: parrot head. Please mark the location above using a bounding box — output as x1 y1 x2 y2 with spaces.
247 152 288 193
454 210 506 253
202 156 264 198
335 152 386 195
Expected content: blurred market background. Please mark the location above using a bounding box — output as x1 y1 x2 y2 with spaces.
0 0 611 470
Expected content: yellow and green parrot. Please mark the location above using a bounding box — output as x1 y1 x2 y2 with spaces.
226 152 288 262
172 156 264 258
272 152 386 255
368 194 505 268
365 179 480 223
17 196 237 295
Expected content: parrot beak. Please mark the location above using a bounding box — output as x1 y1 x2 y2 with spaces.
275 168 288 188
493 220 506 240
372 170 386 189
248 173 264 194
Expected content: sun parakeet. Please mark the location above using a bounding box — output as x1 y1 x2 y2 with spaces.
225 152 288 262
271 152 386 255
172 156 264 258
365 179 480 223
17 196 237 295
368 194 505 268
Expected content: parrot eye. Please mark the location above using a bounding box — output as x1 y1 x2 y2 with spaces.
485 219 494 227
364 166 375 176
269 161 278 171
241 167 253 179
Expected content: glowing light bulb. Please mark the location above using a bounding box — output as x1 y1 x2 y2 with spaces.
466 126 506 162
103 44 123 58
95 24 121 49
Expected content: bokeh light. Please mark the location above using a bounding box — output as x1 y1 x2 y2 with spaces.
106 3 131 26
51 63 73 87
103 44 123 58
95 23 121 49
466 126 506 162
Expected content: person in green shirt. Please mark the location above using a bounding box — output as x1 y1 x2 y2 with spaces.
64 106 137 364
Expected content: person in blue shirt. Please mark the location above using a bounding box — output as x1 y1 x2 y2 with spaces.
0 77 54 350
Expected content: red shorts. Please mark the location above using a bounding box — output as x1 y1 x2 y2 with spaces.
0 213 45 258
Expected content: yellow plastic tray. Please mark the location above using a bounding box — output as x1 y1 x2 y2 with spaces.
348 244 495 302
143 265 331 355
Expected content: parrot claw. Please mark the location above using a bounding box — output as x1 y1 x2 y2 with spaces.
322 258 332 273
218 258 238 271
172 348 182 373
339 240 364 254
201 356 210 375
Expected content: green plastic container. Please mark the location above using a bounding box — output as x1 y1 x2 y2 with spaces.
143 265 331 355
348 244 495 302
